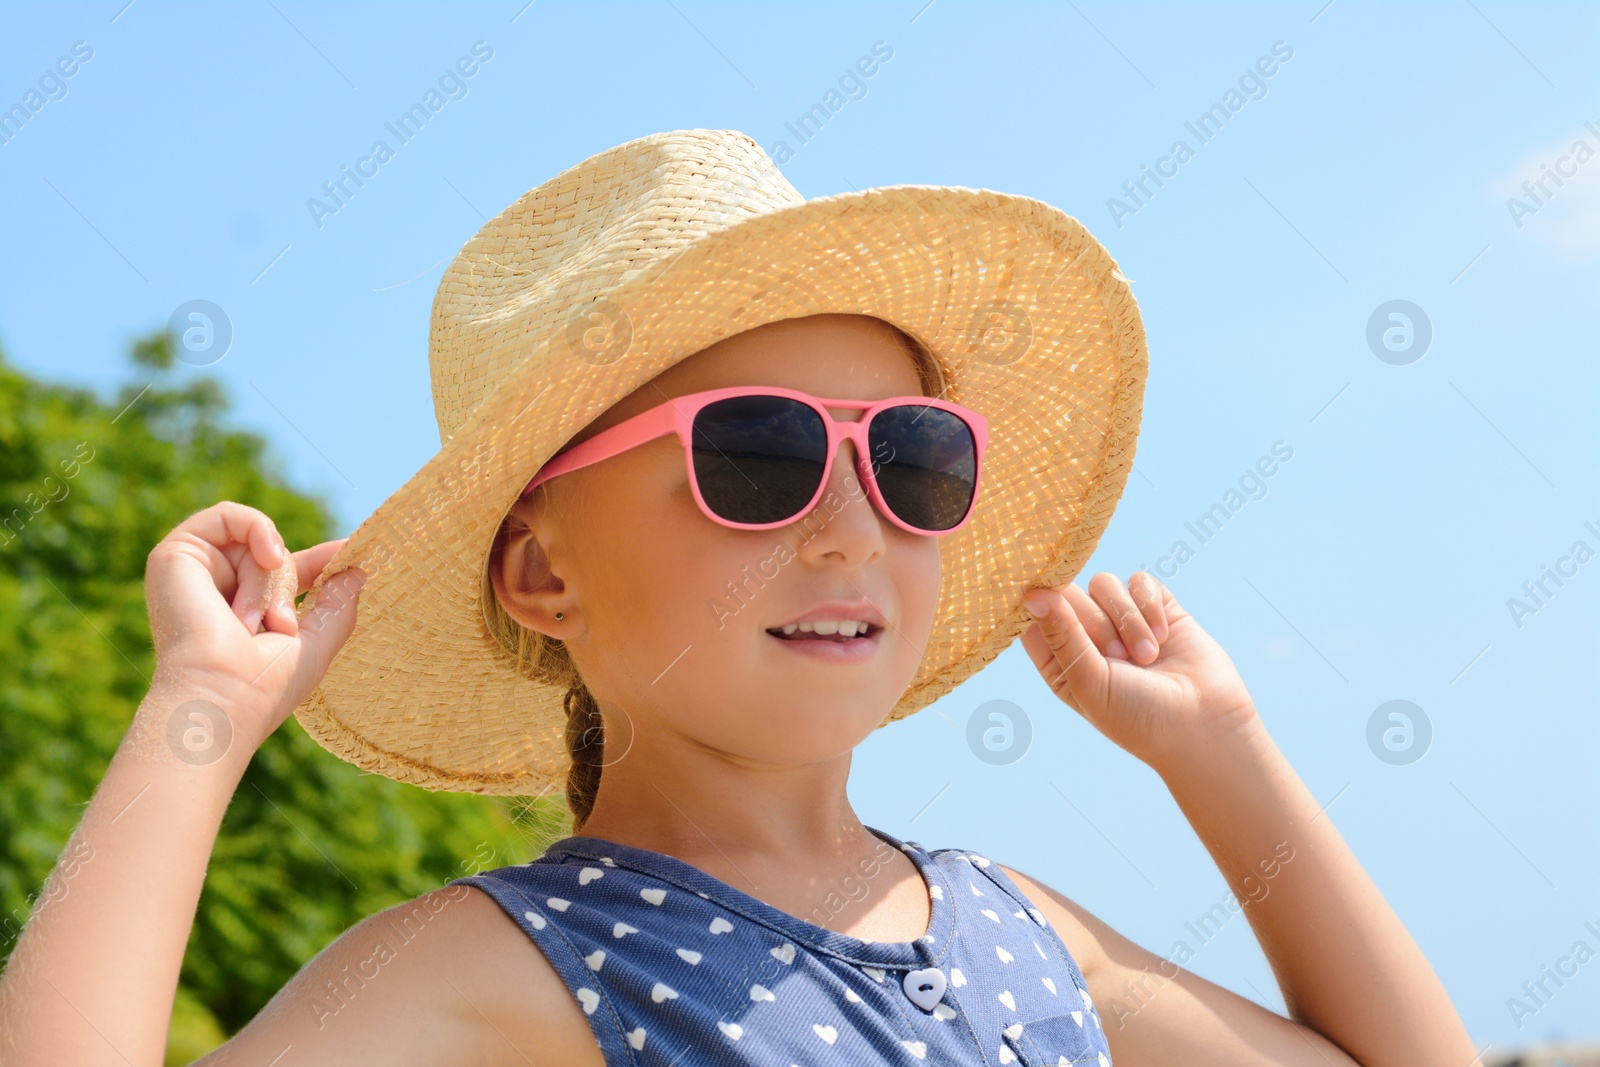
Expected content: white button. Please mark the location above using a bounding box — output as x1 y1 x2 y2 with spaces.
902 966 947 1011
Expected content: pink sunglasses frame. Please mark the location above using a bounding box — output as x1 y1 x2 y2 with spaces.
521 385 989 536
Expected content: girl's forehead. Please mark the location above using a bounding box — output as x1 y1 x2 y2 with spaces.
650 316 925 395
568 317 927 446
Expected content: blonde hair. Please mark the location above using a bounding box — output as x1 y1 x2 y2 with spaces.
485 318 947 832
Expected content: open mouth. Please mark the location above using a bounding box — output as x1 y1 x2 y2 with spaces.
764 622 881 643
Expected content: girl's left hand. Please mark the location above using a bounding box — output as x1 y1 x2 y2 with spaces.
1019 572 1258 772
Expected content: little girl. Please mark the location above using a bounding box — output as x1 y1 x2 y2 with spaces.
0 130 1478 1066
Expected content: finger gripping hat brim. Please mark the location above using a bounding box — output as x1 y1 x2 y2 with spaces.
294 128 1147 796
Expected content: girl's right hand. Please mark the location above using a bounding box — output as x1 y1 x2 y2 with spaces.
143 500 366 756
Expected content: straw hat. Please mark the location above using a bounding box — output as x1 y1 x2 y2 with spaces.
295 128 1147 796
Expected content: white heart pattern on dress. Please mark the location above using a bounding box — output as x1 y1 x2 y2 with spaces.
626 1027 646 1050
901 967 947 1011
998 990 1016 1011
929 884 944 900
862 967 887 983
999 1045 1017 1064
709 917 734 934
546 897 570 911
812 1024 838 1044
576 987 599 1015
1071 1010 1083 1025
650 982 678 1003
578 867 604 885
598 856 616 867
584 949 605 971
640 887 666 906
933 1003 957 1020
523 910 546 930
717 1021 743 1040
770 942 796 965
1003 1023 1024 1039
981 908 1001 923
902 1040 928 1059
749 983 775 1002
675 948 702 965
613 922 638 939
995 945 1014 963
1042 976 1057 995
845 987 862 1003
950 968 967 988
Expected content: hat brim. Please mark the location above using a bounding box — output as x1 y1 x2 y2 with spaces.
295 184 1146 796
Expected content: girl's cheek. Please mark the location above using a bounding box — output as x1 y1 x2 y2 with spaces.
616 533 724 639
904 541 942 619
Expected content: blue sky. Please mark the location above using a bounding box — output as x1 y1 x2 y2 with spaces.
4 0 1597 1048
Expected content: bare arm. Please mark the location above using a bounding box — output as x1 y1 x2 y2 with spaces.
1003 862 1359 1066
0 502 541 1066
1016 572 1479 1067
0 501 345 1066
2 685 257 1065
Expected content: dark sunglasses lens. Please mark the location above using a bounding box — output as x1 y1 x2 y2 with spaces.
691 396 829 524
867 405 978 532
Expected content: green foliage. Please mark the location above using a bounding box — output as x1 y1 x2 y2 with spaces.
0 333 568 1055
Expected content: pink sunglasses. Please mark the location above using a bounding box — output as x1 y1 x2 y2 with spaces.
523 385 988 535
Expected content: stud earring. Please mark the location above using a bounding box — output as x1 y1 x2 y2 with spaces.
555 611 564 621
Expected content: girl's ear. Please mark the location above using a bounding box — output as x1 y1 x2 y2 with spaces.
489 495 579 637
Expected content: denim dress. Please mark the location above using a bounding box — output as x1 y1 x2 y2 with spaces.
452 825 1112 1065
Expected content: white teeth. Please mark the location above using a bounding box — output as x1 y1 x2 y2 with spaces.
775 620 872 637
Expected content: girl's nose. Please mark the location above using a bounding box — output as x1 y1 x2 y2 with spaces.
800 483 885 566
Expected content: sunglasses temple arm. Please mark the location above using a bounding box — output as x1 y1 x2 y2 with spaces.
521 402 683 497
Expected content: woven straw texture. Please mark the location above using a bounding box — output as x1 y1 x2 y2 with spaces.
295 128 1147 796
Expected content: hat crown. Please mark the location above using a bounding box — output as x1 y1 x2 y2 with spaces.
427 129 805 443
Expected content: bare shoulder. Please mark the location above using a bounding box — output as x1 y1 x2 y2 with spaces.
997 863 1123 983
192 885 602 1067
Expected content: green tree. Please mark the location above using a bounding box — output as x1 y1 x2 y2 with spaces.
0 331 566 1062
